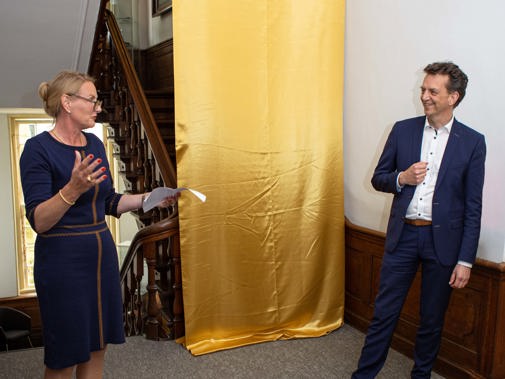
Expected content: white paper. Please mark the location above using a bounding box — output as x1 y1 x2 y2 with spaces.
142 187 206 212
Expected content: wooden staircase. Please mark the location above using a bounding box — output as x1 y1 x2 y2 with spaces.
145 88 176 165
88 1 183 340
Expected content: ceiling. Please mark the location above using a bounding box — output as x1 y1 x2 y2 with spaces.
0 0 101 108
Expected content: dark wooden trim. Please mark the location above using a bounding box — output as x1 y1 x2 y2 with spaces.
345 218 505 379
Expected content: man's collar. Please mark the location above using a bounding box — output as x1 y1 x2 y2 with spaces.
425 116 454 133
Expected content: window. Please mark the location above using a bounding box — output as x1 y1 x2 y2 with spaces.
9 117 114 293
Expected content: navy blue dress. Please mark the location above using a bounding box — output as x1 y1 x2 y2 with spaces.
20 131 125 369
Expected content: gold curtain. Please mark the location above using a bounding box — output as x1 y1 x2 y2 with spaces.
173 0 345 355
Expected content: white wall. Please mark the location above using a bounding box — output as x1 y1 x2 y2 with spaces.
0 0 100 108
148 3 173 46
344 0 505 262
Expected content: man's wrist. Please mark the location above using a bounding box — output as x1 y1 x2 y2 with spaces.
457 260 473 268
396 172 404 192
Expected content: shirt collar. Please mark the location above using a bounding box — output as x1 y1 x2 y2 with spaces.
424 116 454 134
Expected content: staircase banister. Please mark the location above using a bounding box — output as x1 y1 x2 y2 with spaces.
88 1 176 187
104 8 176 186
119 215 179 281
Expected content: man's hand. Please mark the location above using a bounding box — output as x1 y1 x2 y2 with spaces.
449 264 471 289
398 161 428 186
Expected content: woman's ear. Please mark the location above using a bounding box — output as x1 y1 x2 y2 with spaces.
61 94 72 114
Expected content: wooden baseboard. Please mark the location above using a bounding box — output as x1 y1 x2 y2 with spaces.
345 219 505 379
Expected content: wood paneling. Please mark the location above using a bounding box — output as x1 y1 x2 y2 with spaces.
345 219 505 379
141 39 173 90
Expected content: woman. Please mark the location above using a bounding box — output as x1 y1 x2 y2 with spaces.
20 70 175 378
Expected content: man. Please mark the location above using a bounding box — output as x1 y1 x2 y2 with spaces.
352 62 486 379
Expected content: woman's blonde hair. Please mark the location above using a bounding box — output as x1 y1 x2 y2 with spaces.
38 70 95 118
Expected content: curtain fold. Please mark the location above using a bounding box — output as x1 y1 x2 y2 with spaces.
173 0 346 355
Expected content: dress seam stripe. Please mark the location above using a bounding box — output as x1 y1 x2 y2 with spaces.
96 232 104 349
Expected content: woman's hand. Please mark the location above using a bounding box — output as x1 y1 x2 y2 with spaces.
157 192 181 207
68 151 107 194
118 191 180 216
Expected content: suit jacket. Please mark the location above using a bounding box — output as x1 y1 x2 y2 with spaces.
372 116 486 266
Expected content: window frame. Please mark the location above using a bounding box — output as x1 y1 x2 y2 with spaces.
9 116 53 293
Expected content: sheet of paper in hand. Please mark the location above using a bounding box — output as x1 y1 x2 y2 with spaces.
142 187 206 212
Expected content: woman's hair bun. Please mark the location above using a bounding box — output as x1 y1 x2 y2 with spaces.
38 81 49 101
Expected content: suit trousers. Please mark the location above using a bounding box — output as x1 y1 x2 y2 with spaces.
352 224 454 379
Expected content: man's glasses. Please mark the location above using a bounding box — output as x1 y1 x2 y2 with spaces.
67 93 102 110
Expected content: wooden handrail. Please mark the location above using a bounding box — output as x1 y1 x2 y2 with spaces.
119 215 179 281
103 9 176 187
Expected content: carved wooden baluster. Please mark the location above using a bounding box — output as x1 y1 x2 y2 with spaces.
128 103 136 156
135 122 146 195
143 241 160 340
125 267 137 336
150 156 158 192
122 93 131 149
171 231 184 338
129 268 138 335
152 240 168 339
130 114 143 194
143 138 152 192
158 238 173 338
134 118 143 172
134 250 144 335
117 90 127 139
113 83 122 122
122 270 131 335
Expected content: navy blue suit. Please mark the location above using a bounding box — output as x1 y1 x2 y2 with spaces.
352 116 486 378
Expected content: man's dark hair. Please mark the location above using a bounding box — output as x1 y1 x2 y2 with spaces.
424 61 468 107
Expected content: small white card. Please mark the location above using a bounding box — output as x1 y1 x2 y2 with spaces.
142 187 206 212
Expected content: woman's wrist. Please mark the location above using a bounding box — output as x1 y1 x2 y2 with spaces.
139 193 145 210
58 189 75 206
58 184 79 206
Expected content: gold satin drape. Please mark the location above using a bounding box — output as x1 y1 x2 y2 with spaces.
173 0 345 355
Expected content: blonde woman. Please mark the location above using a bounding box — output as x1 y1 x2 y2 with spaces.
20 70 176 379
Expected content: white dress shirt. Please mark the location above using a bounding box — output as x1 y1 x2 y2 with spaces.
397 116 472 268
405 117 452 220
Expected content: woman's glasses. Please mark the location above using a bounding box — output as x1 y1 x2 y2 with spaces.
67 93 102 111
